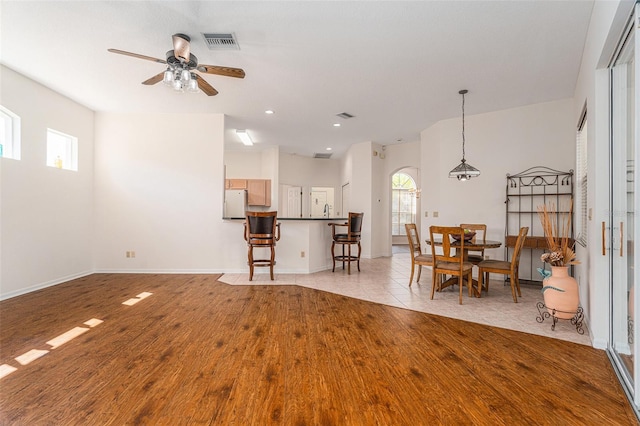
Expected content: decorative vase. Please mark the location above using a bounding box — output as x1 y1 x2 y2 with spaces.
542 266 579 319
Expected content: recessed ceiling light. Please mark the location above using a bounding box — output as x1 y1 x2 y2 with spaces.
333 123 341 127
326 147 332 151
265 110 274 114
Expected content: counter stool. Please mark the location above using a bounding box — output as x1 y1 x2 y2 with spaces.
328 212 364 274
244 211 280 280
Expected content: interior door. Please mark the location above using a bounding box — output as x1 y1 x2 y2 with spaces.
609 4 638 408
287 186 302 217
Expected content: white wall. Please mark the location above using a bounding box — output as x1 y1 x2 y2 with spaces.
420 98 576 261
279 153 341 217
225 150 267 179
342 141 374 258
384 141 422 248
93 112 228 272
1 66 95 299
224 146 279 210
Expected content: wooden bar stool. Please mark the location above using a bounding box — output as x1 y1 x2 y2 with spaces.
244 211 280 280
328 212 364 274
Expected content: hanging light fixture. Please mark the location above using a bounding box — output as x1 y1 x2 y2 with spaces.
449 89 480 181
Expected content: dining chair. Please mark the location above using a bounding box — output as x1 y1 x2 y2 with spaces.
429 226 474 304
405 223 434 286
328 212 364 274
244 211 281 281
477 226 529 302
459 223 487 265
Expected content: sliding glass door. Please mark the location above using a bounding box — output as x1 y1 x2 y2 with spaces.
609 3 638 408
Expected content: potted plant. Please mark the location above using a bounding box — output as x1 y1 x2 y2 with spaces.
537 202 580 319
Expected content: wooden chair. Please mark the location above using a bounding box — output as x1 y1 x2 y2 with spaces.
429 226 474 304
328 212 364 274
477 226 529 302
405 223 434 286
244 211 281 281
459 223 487 265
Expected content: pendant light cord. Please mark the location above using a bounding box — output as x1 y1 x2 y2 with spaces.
461 91 466 161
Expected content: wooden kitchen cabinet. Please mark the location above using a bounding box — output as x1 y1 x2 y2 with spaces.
226 179 247 189
247 179 271 206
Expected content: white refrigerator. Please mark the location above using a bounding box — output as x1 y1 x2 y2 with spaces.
224 190 247 218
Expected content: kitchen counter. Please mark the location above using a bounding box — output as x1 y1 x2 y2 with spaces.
222 216 348 273
223 217 347 221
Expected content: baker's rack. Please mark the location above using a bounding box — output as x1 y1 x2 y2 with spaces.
505 166 574 285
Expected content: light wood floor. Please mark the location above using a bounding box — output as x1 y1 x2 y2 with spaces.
0 273 637 425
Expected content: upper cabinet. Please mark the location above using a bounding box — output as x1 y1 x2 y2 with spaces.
226 178 271 206
247 179 271 206
226 179 248 190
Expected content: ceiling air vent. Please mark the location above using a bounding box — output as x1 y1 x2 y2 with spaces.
202 33 240 50
336 112 355 119
313 152 333 159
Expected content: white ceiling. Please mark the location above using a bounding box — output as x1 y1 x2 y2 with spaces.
0 1 594 158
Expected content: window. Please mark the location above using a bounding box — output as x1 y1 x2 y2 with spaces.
391 172 417 236
0 105 21 160
47 128 78 171
576 107 587 247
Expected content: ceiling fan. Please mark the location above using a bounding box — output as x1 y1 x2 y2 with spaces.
108 33 245 96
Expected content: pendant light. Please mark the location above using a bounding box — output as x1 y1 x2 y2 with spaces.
449 89 480 181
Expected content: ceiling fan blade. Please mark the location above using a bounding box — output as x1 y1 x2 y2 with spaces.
196 64 245 79
108 48 167 64
142 72 165 86
195 75 218 96
172 34 191 63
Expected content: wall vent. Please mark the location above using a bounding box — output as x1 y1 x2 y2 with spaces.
202 33 240 50
336 112 355 119
313 153 333 159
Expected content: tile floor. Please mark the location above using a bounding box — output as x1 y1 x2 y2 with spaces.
219 249 591 346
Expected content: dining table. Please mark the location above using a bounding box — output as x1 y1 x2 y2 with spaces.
425 238 502 297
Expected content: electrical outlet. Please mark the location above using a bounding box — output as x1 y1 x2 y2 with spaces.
131 251 136 258
301 251 305 258
126 251 136 258
433 211 439 218
424 211 428 217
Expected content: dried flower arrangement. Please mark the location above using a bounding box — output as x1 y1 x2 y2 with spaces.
537 201 579 267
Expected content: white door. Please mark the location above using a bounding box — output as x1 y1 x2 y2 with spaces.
310 190 327 217
287 186 302 218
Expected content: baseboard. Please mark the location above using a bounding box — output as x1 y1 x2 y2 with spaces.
92 269 223 274
0 270 94 301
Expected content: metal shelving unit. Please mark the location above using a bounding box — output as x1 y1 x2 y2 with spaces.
505 166 574 285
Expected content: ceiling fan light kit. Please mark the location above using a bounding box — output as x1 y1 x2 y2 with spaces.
449 89 480 181
108 33 245 97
